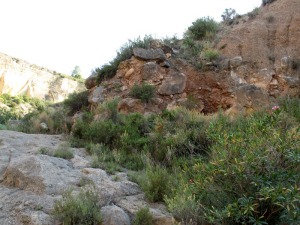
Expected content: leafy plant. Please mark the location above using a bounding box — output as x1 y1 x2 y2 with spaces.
221 8 237 25
185 17 219 41
53 144 74 159
53 189 102 225
138 165 171 202
132 207 154 225
63 91 89 114
129 83 155 103
204 49 219 61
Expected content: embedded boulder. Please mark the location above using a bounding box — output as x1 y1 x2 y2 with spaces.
85 73 98 89
142 62 159 80
117 98 145 114
88 86 104 105
133 48 166 62
101 205 130 225
158 71 187 95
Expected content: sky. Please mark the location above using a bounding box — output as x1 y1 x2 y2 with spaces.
0 0 261 78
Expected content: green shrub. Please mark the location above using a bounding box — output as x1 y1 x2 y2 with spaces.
133 208 154 225
185 17 219 41
138 165 171 202
53 145 74 159
0 108 19 124
167 108 300 224
129 83 155 103
53 189 102 225
165 187 203 224
0 124 7 130
19 106 68 134
63 91 89 114
204 49 219 61
221 8 237 25
279 97 300 122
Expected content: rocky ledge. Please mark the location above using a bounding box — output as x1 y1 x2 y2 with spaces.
0 130 174 225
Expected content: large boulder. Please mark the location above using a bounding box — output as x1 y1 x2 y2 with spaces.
101 205 130 225
133 48 166 62
117 98 145 114
158 71 187 95
142 62 159 80
85 73 98 89
88 86 104 105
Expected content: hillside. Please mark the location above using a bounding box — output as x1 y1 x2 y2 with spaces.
85 0 299 116
0 52 85 103
0 0 299 225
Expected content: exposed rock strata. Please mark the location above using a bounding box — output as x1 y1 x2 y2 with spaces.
0 52 85 102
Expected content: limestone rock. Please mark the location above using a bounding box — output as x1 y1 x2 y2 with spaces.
101 205 130 225
125 68 135 79
158 71 187 95
85 73 98 89
117 194 175 225
0 130 152 225
230 56 243 68
142 62 159 80
117 98 145 114
88 86 104 105
133 48 166 62
0 53 85 102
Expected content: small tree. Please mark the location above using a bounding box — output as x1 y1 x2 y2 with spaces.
71 66 82 79
221 8 237 25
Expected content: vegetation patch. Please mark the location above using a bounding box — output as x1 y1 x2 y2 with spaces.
129 83 155 103
133 207 154 225
53 189 102 225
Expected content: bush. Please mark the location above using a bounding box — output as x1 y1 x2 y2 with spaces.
133 208 154 225
53 147 74 159
181 37 203 59
20 106 68 134
185 17 219 41
0 108 19 124
166 108 300 224
53 189 102 225
0 123 7 130
63 91 89 114
221 8 237 25
138 165 171 202
129 83 155 103
204 49 219 61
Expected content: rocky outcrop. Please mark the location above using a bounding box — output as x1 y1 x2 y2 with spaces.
85 0 299 116
0 52 85 102
85 73 98 89
158 72 187 95
0 130 174 225
217 0 300 75
133 48 166 62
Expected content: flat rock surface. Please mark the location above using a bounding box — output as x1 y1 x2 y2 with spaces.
0 130 174 225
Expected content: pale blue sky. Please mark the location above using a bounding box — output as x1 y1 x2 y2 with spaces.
0 0 261 77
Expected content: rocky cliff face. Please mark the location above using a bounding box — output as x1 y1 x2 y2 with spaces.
0 53 85 102
86 0 299 115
